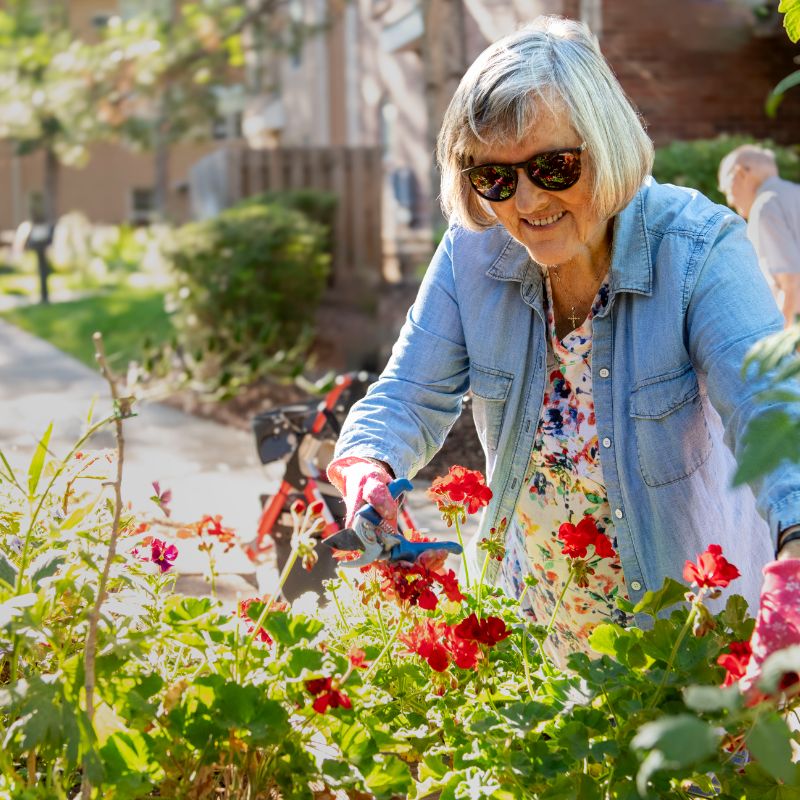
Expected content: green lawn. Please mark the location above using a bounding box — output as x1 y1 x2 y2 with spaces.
1 288 174 371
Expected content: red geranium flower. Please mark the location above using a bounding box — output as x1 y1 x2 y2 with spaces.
431 568 466 603
428 466 493 523
717 640 752 687
348 647 368 669
453 613 511 647
369 560 465 609
304 677 352 714
683 544 741 589
558 516 615 560
444 627 481 670
400 620 452 672
238 598 273 644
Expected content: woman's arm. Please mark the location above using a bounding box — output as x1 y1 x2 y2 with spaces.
686 214 800 551
333 227 470 479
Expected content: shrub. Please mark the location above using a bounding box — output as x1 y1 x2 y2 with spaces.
653 134 800 205
160 202 330 396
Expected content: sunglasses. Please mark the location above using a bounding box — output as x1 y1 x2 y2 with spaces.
463 143 587 202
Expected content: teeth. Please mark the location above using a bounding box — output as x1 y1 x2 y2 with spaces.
527 211 565 227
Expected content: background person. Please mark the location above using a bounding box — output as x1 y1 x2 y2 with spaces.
328 17 800 679
718 144 800 326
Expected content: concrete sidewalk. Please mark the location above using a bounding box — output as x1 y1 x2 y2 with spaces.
0 318 460 603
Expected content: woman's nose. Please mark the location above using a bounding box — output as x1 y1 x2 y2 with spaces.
513 169 549 213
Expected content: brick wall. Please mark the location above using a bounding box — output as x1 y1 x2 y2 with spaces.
598 0 800 145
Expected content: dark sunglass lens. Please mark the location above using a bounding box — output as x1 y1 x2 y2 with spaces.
529 150 582 191
469 165 517 200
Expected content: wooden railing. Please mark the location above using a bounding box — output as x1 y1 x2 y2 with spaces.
224 145 383 289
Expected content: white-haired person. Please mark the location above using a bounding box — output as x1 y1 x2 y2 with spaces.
328 16 800 678
719 144 800 326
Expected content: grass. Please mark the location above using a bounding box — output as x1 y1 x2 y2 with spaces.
0 288 173 371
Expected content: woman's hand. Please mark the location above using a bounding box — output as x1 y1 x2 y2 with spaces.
740 557 800 696
327 456 397 527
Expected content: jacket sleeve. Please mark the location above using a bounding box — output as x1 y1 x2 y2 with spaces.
687 212 800 551
333 226 470 479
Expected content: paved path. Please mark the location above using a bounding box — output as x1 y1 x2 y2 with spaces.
0 317 461 604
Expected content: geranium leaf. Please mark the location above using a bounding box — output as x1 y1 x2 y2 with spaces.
748 713 796 784
734 409 800 485
780 0 800 42
0 551 18 589
632 714 719 765
632 577 687 618
27 422 52 498
362 754 412 798
683 684 742 713
262 610 324 646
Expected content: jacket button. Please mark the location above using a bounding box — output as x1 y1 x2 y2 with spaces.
614 508 623 519
630 580 642 591
599 368 610 378
602 437 612 448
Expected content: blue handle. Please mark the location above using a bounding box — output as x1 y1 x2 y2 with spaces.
356 478 413 526
389 539 463 563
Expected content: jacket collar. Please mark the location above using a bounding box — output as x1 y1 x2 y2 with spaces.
484 180 654 297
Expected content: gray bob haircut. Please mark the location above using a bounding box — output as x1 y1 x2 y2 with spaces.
437 16 654 229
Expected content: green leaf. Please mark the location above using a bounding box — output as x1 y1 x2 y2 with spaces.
27 422 52 498
262 610 324 646
100 730 162 791
740 762 800 799
734 409 800 485
363 754 412 798
780 0 800 42
30 549 66 587
682 684 742 713
632 714 719 764
632 577 688 618
0 551 18 589
748 713 796 784
285 646 324 675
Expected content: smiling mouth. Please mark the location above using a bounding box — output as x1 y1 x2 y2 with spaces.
524 211 566 228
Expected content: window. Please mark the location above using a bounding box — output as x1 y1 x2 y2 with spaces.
130 188 156 225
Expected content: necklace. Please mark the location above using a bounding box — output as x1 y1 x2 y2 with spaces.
548 254 611 331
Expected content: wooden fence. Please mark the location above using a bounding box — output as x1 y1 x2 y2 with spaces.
224 145 383 289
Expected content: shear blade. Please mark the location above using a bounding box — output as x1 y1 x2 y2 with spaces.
322 528 364 551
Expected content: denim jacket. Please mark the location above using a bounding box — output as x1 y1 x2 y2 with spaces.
335 178 800 612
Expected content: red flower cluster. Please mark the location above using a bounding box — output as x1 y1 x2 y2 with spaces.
237 597 287 644
199 514 238 551
453 613 511 647
371 560 464 609
716 640 752 687
428 466 493 524
683 544 741 589
305 677 351 714
400 613 510 672
557 516 615 560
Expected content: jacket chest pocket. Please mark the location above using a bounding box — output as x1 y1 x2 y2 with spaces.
469 363 513 453
629 364 712 487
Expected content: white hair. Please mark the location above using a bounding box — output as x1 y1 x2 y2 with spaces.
437 16 654 229
718 144 778 193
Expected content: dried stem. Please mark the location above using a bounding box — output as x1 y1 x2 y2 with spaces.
81 333 130 800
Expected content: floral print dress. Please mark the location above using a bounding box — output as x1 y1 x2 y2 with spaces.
501 268 629 669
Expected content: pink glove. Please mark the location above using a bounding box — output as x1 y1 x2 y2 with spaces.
327 456 397 528
740 558 800 697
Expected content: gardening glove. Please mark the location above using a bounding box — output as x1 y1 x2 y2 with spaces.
740 558 800 698
327 456 397 528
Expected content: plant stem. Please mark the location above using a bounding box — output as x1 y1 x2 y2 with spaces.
476 548 492 617
364 612 406 681
81 333 129 800
454 515 470 587
534 567 575 677
647 593 703 710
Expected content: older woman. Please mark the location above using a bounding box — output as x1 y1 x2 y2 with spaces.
328 16 800 673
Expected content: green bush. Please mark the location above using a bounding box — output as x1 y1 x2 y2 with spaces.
653 134 800 205
161 202 330 396
235 189 337 250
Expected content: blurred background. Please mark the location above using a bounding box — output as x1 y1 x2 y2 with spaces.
0 0 799 448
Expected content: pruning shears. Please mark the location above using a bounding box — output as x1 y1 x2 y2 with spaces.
322 478 463 568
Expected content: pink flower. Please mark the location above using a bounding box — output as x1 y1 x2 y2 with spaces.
149 538 178 572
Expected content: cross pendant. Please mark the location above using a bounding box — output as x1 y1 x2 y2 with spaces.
568 306 579 329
